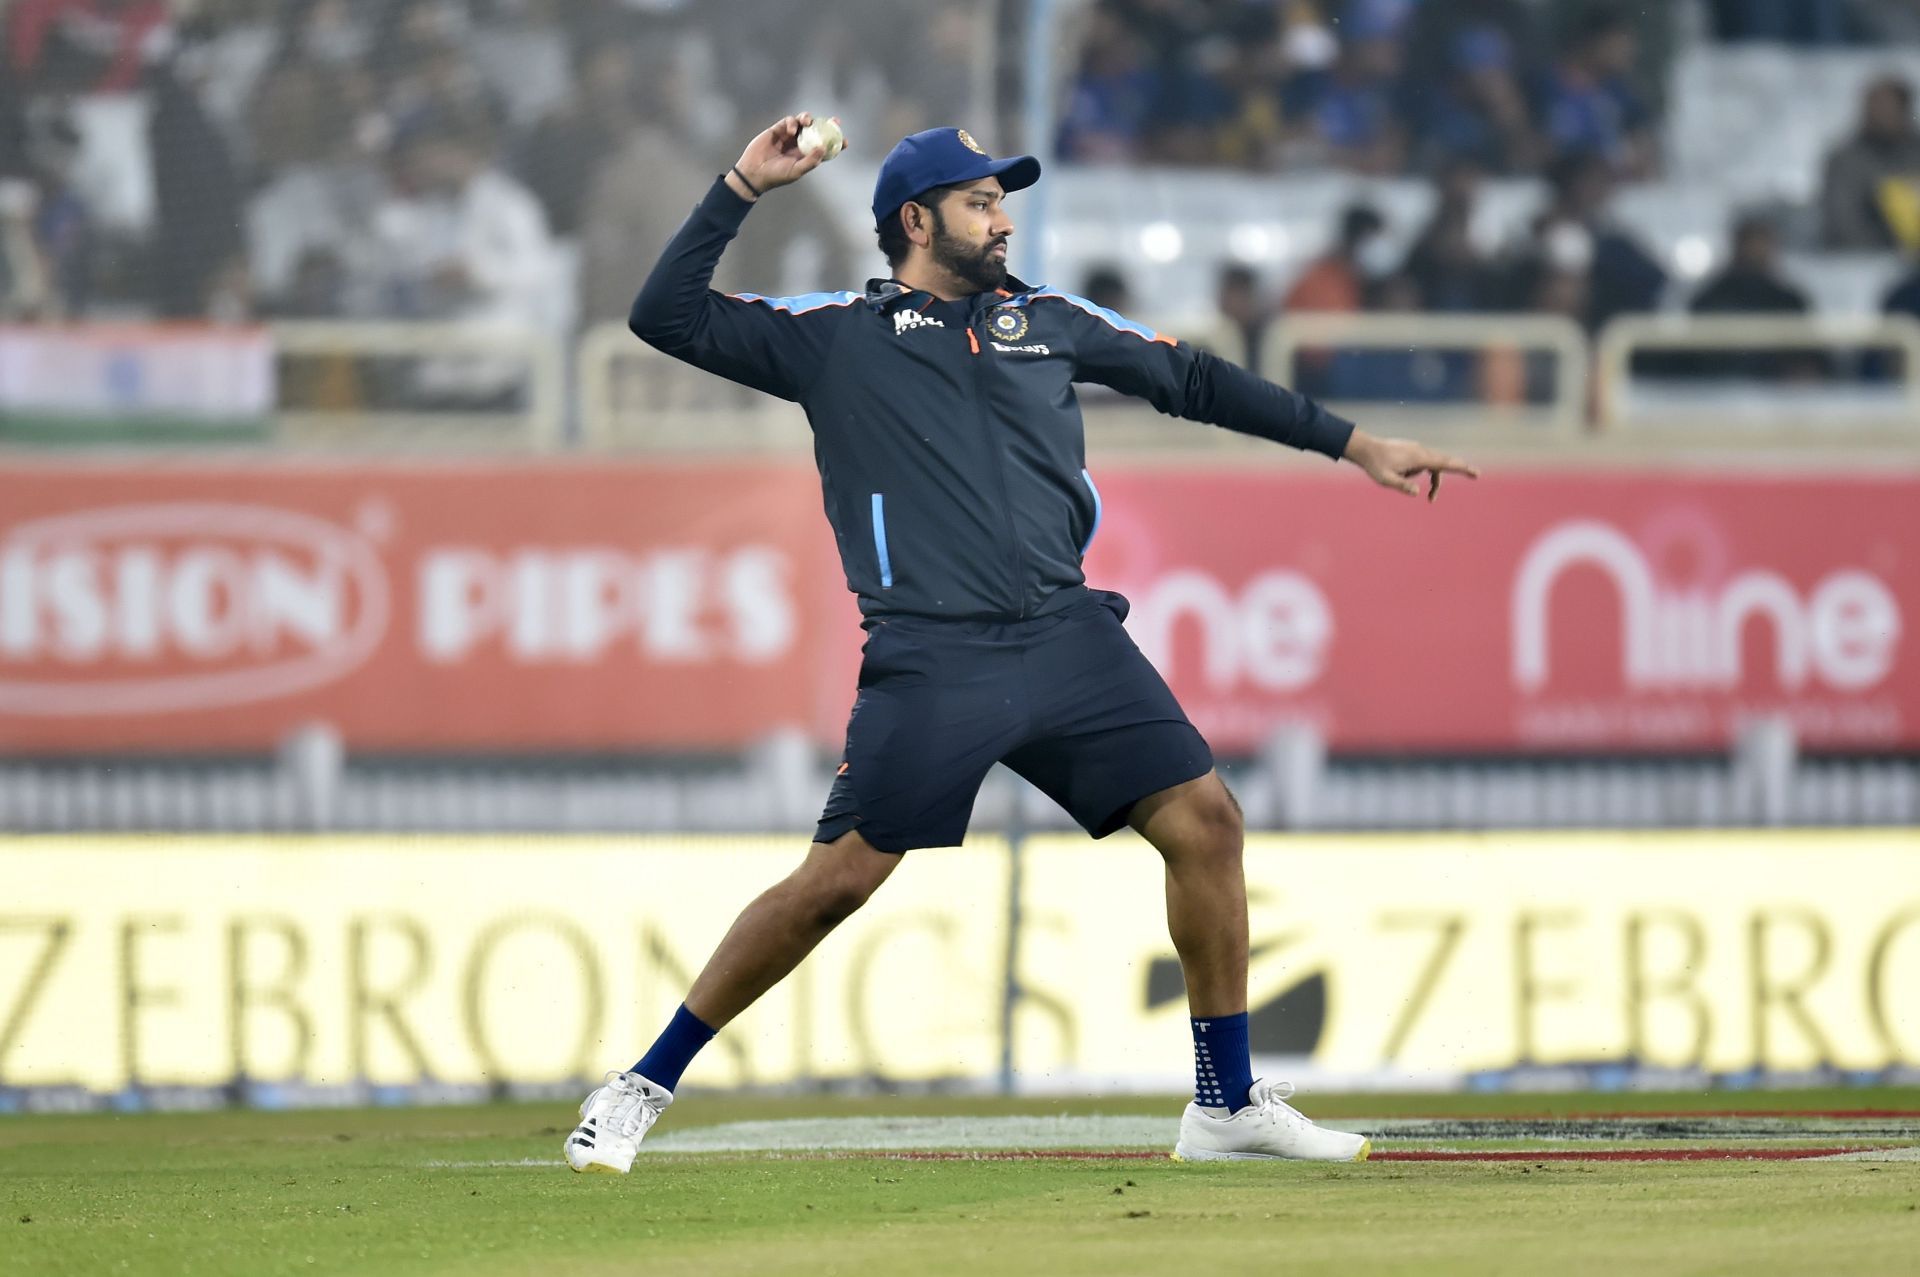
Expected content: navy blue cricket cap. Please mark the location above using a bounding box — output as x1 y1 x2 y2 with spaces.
871 127 1041 228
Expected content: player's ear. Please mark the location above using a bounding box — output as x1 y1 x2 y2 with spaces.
905 202 930 248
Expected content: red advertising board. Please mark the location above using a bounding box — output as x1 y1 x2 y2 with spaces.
0 461 1912 754
0 462 856 753
1084 468 1915 752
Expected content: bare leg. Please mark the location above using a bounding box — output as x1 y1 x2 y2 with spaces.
683 830 900 1028
1129 771 1247 1018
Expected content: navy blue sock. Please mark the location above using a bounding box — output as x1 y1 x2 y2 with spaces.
633 1004 717 1091
1191 1012 1253 1111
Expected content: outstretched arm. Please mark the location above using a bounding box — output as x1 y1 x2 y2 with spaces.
1059 295 1477 500
629 113 850 402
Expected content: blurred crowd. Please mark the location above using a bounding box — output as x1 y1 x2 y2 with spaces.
1061 0 1910 175
2 0 1919 367
1063 0 1920 393
1062 0 1654 177
1091 75 1920 398
0 0 978 331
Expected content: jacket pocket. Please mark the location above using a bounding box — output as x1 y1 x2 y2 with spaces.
870 492 893 588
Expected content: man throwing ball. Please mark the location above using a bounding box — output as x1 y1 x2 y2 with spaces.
564 113 1477 1173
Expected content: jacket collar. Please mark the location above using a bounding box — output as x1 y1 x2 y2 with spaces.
863 275 1040 312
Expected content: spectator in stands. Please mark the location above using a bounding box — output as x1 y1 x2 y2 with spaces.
1057 7 1160 163
837 3 983 146
1144 40 1244 166
247 72 384 318
1080 264 1136 317
26 109 94 319
243 3 394 318
1530 152 1666 331
1503 217 1593 404
1285 203 1386 314
1414 24 1543 176
368 115 563 394
378 17 505 144
148 42 246 319
7 0 171 93
1211 262 1269 376
517 43 642 240
1283 0 1407 174
1286 202 1386 397
1517 224 1592 324
1690 212 1821 380
1402 160 1499 312
1210 11 1292 170
577 50 851 327
1821 76 1920 251
0 183 51 320
0 75 50 319
1400 0 1542 106
1692 214 1810 317
0 90 91 322
1537 4 1653 177
249 3 383 181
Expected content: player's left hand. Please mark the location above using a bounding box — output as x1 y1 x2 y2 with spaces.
1343 429 1479 502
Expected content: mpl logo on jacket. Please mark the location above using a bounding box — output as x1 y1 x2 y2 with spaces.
1511 518 1901 693
0 504 390 715
893 309 945 335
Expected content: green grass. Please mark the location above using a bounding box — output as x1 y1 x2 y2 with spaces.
3 1092 1918 1277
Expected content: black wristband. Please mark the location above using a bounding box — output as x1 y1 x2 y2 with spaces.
729 165 762 198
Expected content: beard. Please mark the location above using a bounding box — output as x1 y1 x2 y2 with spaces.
930 209 1009 293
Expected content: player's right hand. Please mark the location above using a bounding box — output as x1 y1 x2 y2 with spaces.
733 113 845 196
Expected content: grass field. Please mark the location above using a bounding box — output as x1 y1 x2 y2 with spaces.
4 1088 1917 1276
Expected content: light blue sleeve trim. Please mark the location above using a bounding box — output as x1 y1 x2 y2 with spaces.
1025 289 1167 343
1079 468 1103 555
870 492 893 588
731 290 863 315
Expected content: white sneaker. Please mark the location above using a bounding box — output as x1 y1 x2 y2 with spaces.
564 1070 673 1174
1172 1079 1370 1163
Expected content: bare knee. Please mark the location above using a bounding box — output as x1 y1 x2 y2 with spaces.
805 874 877 929
1189 784 1244 854
790 835 895 929
1148 776 1243 867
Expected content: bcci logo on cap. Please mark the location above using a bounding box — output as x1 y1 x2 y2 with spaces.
956 128 986 155
989 308 1029 342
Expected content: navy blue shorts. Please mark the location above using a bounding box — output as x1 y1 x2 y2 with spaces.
814 590 1213 853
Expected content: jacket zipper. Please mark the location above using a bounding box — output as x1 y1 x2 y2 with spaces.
967 318 1028 618
870 492 893 588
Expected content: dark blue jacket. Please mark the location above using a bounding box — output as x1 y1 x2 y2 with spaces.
631 177 1355 621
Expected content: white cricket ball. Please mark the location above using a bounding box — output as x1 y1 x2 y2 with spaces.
797 117 844 161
